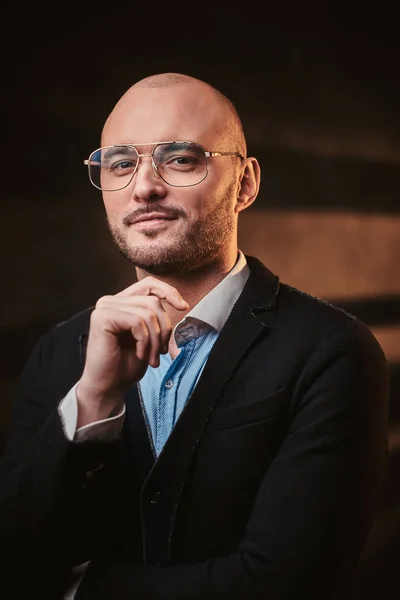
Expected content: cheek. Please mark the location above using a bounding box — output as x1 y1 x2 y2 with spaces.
188 176 228 213
102 191 128 220
169 189 203 219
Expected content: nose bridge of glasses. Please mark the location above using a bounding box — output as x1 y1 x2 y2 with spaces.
134 150 161 182
135 151 154 170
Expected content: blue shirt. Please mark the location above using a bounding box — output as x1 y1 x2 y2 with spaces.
140 329 219 456
139 251 250 456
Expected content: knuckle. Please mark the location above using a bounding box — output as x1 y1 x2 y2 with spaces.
147 295 162 308
90 308 103 324
146 276 160 284
95 294 113 308
132 318 148 335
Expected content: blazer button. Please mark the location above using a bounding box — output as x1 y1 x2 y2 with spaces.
85 462 104 478
150 490 161 505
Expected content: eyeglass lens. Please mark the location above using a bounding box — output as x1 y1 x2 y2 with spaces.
89 142 208 190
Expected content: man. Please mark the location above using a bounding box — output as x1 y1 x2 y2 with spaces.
0 73 389 600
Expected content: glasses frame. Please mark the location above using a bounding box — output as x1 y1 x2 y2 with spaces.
83 140 244 191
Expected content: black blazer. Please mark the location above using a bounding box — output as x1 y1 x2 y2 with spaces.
0 257 389 600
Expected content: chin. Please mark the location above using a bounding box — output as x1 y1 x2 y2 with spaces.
115 241 189 274
110 218 230 275
130 254 193 275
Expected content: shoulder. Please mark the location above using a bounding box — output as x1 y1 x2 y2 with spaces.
279 281 361 330
277 282 384 363
246 253 364 326
52 305 94 337
281 282 387 368
245 254 387 365
37 306 94 353
19 306 94 391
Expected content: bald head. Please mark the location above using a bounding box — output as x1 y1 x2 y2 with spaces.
102 72 246 156
133 72 197 88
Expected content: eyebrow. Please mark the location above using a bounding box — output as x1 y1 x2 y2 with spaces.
166 141 198 151
101 146 136 161
98 141 202 164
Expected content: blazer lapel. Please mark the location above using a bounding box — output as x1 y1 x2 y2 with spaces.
151 255 279 465
123 384 156 482
140 256 280 563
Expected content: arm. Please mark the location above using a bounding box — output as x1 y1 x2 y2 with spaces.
76 319 390 600
0 329 125 589
0 277 189 595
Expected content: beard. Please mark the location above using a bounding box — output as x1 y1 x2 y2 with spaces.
106 186 236 275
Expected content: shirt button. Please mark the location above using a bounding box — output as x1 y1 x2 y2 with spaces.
164 379 174 389
150 491 161 505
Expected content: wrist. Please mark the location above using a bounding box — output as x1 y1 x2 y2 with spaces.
76 380 125 427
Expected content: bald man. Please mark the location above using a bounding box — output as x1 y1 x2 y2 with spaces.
0 73 389 600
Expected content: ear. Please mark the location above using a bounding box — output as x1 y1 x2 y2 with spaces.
235 157 261 213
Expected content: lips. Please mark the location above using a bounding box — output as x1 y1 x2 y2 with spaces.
123 207 185 228
129 213 177 225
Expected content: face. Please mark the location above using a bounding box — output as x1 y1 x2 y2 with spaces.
101 83 245 275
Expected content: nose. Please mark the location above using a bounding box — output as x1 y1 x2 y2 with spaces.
130 155 167 203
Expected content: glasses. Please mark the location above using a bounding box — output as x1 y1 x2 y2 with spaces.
84 140 244 191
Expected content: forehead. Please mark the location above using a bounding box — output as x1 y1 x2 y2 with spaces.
101 84 227 147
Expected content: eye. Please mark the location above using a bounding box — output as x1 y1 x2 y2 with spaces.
157 146 204 170
170 155 198 166
103 158 137 177
101 147 138 175
110 159 136 172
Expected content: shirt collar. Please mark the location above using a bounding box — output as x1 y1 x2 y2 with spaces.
174 250 250 345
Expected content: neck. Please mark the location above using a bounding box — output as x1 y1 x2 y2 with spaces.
135 251 239 329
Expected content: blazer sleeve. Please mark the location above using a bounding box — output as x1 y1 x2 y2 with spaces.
0 326 123 594
76 317 390 600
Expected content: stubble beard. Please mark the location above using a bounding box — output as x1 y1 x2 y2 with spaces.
107 189 236 275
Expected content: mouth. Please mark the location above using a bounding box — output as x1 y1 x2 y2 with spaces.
129 213 178 225
126 212 180 233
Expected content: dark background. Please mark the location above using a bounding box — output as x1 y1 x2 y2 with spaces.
2 4 399 598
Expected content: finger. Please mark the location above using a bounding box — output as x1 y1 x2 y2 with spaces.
90 305 152 362
116 276 189 310
95 304 166 366
96 296 172 354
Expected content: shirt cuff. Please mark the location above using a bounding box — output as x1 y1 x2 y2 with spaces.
58 382 125 442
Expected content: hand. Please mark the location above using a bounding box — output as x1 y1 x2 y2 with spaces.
76 277 188 424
